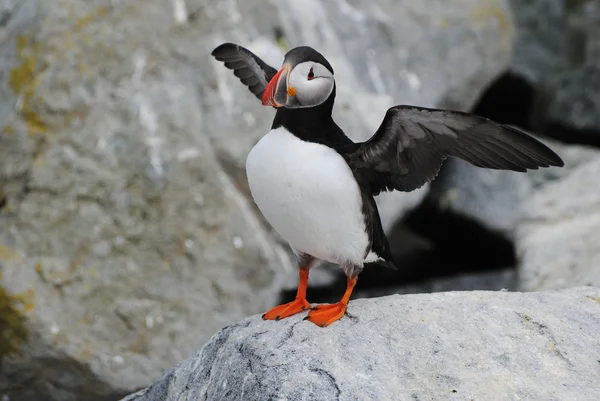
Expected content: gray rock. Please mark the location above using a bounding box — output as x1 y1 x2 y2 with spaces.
427 138 599 237
516 157 600 291
510 0 600 136
0 0 517 399
509 0 600 84
509 0 571 85
121 287 600 401
532 62 600 136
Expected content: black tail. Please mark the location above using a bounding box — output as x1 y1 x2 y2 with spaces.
362 194 397 270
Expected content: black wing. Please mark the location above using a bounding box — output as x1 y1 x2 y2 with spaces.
211 43 278 100
345 106 565 195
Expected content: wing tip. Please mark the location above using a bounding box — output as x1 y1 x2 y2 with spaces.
210 42 239 58
548 152 565 168
502 124 566 169
530 145 565 169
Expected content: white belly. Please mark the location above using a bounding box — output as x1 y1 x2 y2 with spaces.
245 127 369 266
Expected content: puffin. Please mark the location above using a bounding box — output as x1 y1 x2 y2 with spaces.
211 43 564 327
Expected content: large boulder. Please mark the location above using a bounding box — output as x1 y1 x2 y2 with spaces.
0 0 517 399
516 157 600 291
122 287 600 401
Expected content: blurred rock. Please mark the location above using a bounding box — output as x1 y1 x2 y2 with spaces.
427 138 599 237
516 157 600 291
509 0 600 85
121 287 600 401
510 0 600 139
532 63 600 140
509 0 572 85
0 0 517 399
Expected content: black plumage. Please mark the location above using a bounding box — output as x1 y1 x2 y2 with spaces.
345 106 565 194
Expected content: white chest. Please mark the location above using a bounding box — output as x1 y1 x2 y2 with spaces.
245 127 369 265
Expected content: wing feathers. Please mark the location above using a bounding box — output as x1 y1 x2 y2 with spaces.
346 106 564 194
211 43 278 100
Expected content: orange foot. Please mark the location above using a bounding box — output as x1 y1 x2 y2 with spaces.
304 276 358 328
304 302 347 327
262 298 311 321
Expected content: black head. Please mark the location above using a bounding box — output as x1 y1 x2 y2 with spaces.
283 46 334 74
262 46 336 109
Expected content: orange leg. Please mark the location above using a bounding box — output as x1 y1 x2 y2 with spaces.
304 276 358 327
262 269 311 321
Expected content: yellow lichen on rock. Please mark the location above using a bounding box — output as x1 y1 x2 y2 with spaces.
0 287 34 357
8 34 48 135
469 3 512 33
586 296 600 304
2 124 15 135
74 6 109 32
469 2 514 52
0 243 19 261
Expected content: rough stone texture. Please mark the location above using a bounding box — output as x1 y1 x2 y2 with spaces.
121 287 600 401
509 0 600 84
509 0 575 85
533 62 600 137
516 158 600 291
426 138 600 237
510 0 600 136
0 0 517 399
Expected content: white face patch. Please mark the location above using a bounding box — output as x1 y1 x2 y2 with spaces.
287 61 334 108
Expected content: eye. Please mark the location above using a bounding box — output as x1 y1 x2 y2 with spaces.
307 67 315 80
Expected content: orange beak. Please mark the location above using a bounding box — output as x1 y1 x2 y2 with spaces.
262 63 292 108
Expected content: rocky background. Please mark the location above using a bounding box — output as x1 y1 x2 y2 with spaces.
0 0 598 400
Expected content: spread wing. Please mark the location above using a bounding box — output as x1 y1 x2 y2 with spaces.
345 106 565 195
211 43 278 100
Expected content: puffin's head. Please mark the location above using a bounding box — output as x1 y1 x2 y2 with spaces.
262 46 335 109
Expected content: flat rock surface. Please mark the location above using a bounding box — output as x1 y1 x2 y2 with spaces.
123 287 600 401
